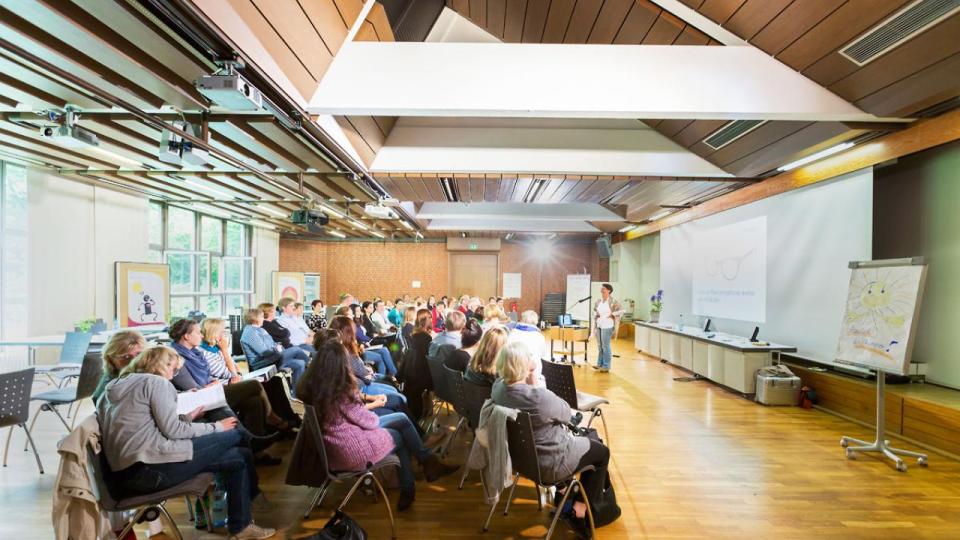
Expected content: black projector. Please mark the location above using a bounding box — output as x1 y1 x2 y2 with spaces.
291 209 329 234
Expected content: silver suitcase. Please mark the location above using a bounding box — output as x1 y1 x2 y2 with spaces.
755 371 801 406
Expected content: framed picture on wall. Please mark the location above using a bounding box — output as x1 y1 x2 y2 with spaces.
272 271 305 302
116 262 169 327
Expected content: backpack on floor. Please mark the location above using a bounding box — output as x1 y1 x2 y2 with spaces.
589 469 621 528
307 510 366 540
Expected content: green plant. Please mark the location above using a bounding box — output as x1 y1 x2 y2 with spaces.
649 290 663 313
74 318 96 332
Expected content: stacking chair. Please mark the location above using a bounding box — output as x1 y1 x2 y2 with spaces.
27 349 102 443
440 365 469 458
88 444 213 540
35 331 93 385
299 405 400 539
424 345 457 432
457 377 493 489
1 368 44 473
541 359 610 445
486 411 597 539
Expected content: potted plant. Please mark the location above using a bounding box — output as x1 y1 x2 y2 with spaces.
649 290 663 323
74 318 96 333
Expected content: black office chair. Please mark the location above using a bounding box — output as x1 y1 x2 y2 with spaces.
297 405 400 539
424 344 457 432
541 359 610 445
440 365 469 458
1 368 43 473
457 376 492 489
88 443 213 540
485 411 597 538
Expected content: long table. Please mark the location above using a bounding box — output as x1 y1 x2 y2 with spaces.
0 327 169 367
634 321 796 394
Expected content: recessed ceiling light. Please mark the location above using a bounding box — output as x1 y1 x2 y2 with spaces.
777 142 855 172
327 229 346 238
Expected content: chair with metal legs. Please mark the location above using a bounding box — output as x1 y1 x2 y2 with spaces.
484 411 597 539
1 368 44 474
25 350 102 443
297 405 401 539
541 359 610 446
440 365 470 458
458 377 492 489
35 331 93 386
87 444 213 540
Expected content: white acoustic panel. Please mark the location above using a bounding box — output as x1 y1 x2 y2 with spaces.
426 219 600 232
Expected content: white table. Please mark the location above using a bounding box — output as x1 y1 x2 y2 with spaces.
0 328 169 366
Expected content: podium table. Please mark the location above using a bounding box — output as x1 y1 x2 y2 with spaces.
547 326 590 365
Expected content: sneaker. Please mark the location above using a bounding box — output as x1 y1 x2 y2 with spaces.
229 523 276 540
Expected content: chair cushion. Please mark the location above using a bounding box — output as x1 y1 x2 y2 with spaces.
112 473 215 511
31 388 78 404
576 391 608 411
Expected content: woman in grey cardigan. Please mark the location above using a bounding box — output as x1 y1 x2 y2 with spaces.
491 341 610 538
97 346 275 540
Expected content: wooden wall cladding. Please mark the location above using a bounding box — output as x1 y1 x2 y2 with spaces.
789 364 960 457
688 0 960 117
445 0 718 45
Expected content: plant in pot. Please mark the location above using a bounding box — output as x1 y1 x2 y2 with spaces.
649 290 663 323
74 318 97 333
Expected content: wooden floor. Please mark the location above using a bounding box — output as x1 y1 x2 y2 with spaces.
4 338 960 540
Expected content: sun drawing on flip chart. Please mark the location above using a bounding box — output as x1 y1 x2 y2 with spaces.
844 269 915 358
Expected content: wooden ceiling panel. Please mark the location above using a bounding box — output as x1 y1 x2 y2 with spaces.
541 0 577 43
673 25 711 45
563 1 604 43
673 120 727 148
613 1 660 44
855 54 960 117
469 0 488 28
698 0 748 24
750 0 844 57
297 0 351 54
705 121 812 167
249 0 335 80
722 122 856 177
640 11 685 44
521 0 551 43
487 0 507 39
722 0 793 40
502 0 527 41
587 0 635 44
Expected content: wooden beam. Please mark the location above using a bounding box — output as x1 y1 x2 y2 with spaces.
626 108 960 240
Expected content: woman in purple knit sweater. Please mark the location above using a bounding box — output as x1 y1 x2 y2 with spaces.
297 340 458 511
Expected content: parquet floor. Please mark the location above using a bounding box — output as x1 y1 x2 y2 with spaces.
3 338 960 539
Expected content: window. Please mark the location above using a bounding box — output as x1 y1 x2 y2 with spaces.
156 204 254 318
1 162 28 358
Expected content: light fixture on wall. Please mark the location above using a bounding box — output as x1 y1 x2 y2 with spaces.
523 178 548 203
440 177 460 202
618 224 636 233
777 142 855 172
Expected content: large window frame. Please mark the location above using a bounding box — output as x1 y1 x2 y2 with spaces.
0 161 28 345
153 202 254 318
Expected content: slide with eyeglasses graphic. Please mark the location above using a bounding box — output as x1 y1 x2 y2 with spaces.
692 215 767 322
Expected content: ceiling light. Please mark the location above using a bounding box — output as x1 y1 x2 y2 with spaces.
350 219 368 230
399 220 414 230
531 238 554 262
87 146 141 167
648 210 672 221
415 231 424 239
440 177 459 202
618 225 636 233
369 229 384 238
185 179 234 199
777 142 855 172
523 178 548 203
504 233 514 240
327 229 346 238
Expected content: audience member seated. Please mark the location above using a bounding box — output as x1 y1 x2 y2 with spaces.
93 330 146 404
306 299 327 332
370 300 396 335
360 301 378 337
240 308 308 394
97 347 275 540
431 301 446 333
506 310 549 387
387 299 405 328
350 303 397 378
445 318 482 372
465 325 508 387
258 302 293 350
428 310 465 369
324 317 408 416
473 305 485 323
170 320 281 451
456 295 473 319
199 318 295 433
398 309 435 422
296 341 458 512
399 306 416 350
276 297 316 354
482 303 509 330
492 342 611 537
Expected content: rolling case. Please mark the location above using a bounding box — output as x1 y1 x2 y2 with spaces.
755 365 801 406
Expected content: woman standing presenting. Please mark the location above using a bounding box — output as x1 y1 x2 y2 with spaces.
593 283 623 373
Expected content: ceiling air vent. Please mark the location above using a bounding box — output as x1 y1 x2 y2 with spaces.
703 120 766 150
840 0 960 66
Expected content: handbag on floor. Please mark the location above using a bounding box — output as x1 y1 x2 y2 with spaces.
306 511 367 540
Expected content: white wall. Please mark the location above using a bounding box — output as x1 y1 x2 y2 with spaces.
614 233 660 319
26 170 148 359
253 226 279 304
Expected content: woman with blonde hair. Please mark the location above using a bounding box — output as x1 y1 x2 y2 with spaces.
93 330 146 403
465 325 508 387
98 347 274 539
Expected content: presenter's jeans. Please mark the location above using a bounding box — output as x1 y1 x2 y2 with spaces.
597 327 613 369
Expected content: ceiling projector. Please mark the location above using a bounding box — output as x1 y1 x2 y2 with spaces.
364 203 396 219
159 122 209 166
196 73 263 111
291 208 329 234
39 124 99 148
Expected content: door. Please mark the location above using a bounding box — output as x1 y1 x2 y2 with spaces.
449 253 498 300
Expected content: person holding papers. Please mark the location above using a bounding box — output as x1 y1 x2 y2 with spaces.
98 347 275 540
276 297 316 354
240 309 308 393
593 283 624 373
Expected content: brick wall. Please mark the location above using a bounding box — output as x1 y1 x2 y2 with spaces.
279 238 601 312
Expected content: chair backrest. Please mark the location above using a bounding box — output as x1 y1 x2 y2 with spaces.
505 411 544 486
540 359 579 409
76 351 105 400
427 344 456 403
86 439 120 511
442 365 467 417
461 377 492 430
0 368 35 427
231 326 245 357
60 331 93 364
302 405 333 481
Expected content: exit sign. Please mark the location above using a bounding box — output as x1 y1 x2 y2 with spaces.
469 242 479 250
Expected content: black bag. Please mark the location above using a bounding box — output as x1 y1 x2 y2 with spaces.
306 511 366 540
579 429 621 527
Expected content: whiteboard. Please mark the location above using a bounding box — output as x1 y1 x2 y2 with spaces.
503 273 522 298
835 260 927 375
566 274 592 322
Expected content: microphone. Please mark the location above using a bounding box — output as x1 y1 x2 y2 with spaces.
579 296 591 303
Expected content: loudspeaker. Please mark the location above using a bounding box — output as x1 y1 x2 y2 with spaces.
596 234 612 258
